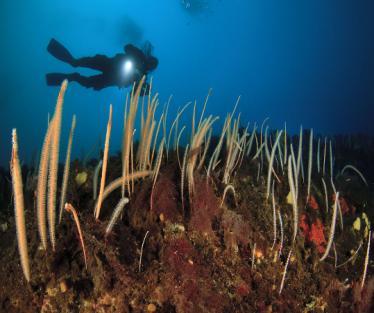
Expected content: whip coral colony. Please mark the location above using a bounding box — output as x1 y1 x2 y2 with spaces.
5 79 373 312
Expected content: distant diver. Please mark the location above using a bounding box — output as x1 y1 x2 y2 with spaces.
46 38 158 95
181 0 208 13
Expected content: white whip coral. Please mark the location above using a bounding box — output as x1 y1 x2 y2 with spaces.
95 104 113 220
320 192 339 261
287 156 298 243
94 171 153 207
105 197 129 235
361 230 371 290
279 249 292 294
11 129 31 282
307 129 313 201
65 203 88 270
48 80 68 251
59 115 76 223
93 160 103 201
37 119 54 250
266 130 283 199
150 138 164 211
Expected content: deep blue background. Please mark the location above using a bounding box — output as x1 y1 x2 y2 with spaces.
1 0 373 167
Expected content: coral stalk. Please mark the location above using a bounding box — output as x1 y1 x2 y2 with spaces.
150 138 164 211
93 160 103 201
361 230 371 290
320 192 339 261
48 79 68 251
341 165 368 186
176 126 186 171
321 177 329 213
122 78 144 197
166 102 190 154
65 203 88 270
95 104 113 220
37 118 54 250
322 137 327 176
266 130 283 199
220 184 236 207
307 129 313 201
288 156 298 243
283 122 287 166
296 125 303 180
11 129 31 282
251 243 256 269
279 249 292 294
105 197 129 235
317 137 320 173
271 181 277 250
138 230 150 272
181 144 189 215
95 171 153 208
329 140 333 178
59 115 76 223
278 210 284 256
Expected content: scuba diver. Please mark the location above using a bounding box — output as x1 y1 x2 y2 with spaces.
46 38 158 95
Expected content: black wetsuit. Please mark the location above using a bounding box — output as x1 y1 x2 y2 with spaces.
46 39 158 93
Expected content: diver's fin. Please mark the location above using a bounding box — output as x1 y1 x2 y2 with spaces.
47 38 75 64
46 73 69 86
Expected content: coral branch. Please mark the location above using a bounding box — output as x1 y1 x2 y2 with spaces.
11 129 31 282
95 104 113 220
65 203 88 270
48 80 68 251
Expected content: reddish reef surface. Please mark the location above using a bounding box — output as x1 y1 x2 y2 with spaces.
0 150 373 313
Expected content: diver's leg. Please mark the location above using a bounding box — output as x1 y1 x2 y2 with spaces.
72 54 111 72
46 73 72 86
46 72 110 90
70 73 110 90
47 39 112 72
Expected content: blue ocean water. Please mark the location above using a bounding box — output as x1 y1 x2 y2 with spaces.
1 0 373 167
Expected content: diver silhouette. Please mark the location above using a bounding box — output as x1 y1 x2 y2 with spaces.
46 38 158 95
